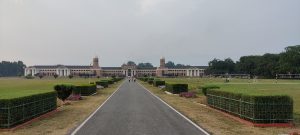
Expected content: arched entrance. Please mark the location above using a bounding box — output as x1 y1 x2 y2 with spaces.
127 69 132 77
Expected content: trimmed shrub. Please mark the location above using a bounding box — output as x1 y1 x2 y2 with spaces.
153 80 165 87
74 84 97 96
106 80 114 84
0 92 57 128
165 83 188 94
54 84 74 101
206 89 293 124
147 80 154 85
201 85 220 96
112 77 123 82
95 81 109 88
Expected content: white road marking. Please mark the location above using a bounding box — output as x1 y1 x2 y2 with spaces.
138 82 210 135
70 81 125 135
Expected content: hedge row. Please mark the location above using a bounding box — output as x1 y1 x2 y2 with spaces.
201 85 220 96
95 81 109 88
153 80 165 87
165 83 188 94
54 84 97 97
139 77 154 82
0 92 57 128
74 84 97 96
206 89 293 123
95 77 124 88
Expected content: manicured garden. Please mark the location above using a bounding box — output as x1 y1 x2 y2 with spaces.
0 77 124 129
139 77 300 135
140 77 300 126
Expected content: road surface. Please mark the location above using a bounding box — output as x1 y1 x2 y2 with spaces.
71 80 208 135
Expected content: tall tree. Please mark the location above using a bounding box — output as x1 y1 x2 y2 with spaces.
127 61 136 66
278 45 300 73
165 61 175 68
137 63 154 68
207 58 236 74
0 61 26 77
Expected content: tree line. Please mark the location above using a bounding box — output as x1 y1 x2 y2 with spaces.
206 45 300 78
0 61 26 77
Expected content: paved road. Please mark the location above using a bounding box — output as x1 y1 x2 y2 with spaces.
72 80 208 135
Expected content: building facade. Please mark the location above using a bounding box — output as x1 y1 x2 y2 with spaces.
24 57 207 77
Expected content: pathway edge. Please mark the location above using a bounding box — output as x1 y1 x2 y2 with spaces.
70 81 125 135
138 82 211 135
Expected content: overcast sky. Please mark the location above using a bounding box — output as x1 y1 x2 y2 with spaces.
1 0 300 67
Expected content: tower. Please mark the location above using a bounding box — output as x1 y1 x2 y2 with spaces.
92 57 101 76
157 57 166 77
160 57 165 68
93 57 100 68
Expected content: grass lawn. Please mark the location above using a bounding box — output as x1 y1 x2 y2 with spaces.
141 78 300 135
0 77 123 135
0 77 110 99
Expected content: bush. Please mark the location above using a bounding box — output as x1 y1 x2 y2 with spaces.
112 77 123 82
25 75 34 79
206 89 294 124
153 80 165 87
106 79 114 84
165 83 188 94
54 84 74 101
95 80 109 88
147 80 154 85
201 85 220 96
0 92 57 128
74 84 97 96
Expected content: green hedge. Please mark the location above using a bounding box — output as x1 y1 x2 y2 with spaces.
0 92 57 128
74 84 97 96
54 84 74 101
106 80 114 84
112 77 123 82
95 81 109 88
201 85 220 96
153 80 165 87
147 80 154 85
206 89 293 123
165 83 188 94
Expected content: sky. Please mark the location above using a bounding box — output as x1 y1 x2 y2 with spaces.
0 0 300 67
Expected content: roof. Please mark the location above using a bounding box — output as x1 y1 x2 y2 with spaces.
29 65 92 69
101 67 123 70
167 66 208 69
136 67 157 70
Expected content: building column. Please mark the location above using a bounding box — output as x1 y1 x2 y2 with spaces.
24 69 27 76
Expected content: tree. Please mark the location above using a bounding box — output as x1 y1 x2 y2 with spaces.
38 73 44 79
278 45 300 74
165 61 175 68
68 75 74 79
54 84 73 102
207 58 236 74
0 61 26 77
54 74 58 79
137 63 154 68
127 61 136 66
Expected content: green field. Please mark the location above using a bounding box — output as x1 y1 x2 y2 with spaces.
0 77 107 99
